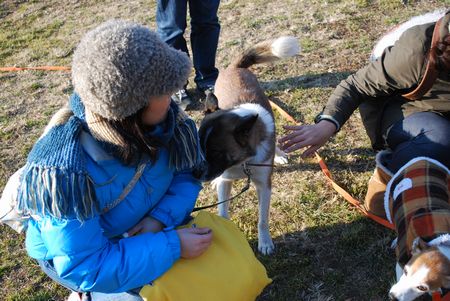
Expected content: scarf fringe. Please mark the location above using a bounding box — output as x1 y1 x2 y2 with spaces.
169 109 205 171
17 164 98 221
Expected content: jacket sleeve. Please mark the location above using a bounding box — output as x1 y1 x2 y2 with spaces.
322 24 429 128
149 170 202 227
31 216 181 293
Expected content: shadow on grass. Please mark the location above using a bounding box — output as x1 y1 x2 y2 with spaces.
261 71 353 91
274 147 375 174
253 216 397 301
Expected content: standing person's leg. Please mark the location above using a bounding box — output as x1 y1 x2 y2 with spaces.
385 112 450 172
156 0 189 54
188 0 220 92
156 0 192 109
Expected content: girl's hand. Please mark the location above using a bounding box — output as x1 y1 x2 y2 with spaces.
126 216 164 236
176 227 213 259
278 120 336 157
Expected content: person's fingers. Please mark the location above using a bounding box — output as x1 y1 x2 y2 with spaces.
126 224 142 237
278 128 307 144
283 138 313 153
282 125 303 131
279 132 309 150
302 145 320 158
197 231 213 244
190 227 211 235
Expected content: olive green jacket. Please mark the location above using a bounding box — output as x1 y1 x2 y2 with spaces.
322 22 450 149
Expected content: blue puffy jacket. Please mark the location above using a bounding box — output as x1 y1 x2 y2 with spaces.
24 131 202 293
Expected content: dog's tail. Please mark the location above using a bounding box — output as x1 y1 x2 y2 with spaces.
231 36 300 69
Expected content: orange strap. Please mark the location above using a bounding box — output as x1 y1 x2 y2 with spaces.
314 153 395 229
0 66 70 72
270 100 395 229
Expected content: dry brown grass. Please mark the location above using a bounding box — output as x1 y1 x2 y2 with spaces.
0 1 447 300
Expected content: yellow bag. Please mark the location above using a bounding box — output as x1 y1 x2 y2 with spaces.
140 211 271 301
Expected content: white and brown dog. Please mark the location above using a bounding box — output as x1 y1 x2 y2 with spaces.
384 157 450 301
195 36 299 255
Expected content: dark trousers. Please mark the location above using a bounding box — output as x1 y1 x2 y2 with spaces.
385 112 450 172
156 0 220 91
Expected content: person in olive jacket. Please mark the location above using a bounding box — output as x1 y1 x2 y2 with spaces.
279 11 450 217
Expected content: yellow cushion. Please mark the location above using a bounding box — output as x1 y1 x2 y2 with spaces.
140 211 271 301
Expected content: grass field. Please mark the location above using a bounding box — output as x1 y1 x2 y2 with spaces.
0 1 448 300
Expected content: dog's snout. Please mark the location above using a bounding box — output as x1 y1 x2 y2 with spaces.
389 293 398 301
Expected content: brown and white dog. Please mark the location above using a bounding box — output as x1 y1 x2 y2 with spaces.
384 157 450 301
195 36 299 255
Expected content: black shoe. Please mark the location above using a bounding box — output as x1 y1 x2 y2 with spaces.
171 89 192 111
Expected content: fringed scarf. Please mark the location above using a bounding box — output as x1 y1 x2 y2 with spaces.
17 93 205 221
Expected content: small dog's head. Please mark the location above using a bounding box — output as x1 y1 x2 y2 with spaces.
194 106 259 181
389 237 450 301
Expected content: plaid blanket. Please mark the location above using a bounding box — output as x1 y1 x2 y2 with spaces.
384 157 450 266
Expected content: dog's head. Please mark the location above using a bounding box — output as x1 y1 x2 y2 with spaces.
194 98 259 181
389 237 450 301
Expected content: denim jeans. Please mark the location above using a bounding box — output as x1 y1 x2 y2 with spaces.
385 111 450 172
38 260 143 301
156 0 220 90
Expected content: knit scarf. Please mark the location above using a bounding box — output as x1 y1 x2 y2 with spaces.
17 93 205 221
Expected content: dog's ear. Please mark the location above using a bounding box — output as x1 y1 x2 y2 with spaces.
411 237 431 255
234 114 258 147
204 91 220 114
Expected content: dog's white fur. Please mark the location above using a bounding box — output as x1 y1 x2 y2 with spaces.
370 8 446 61
271 36 301 58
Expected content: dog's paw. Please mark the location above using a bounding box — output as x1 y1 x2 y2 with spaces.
258 239 275 255
274 154 288 165
258 229 275 255
274 147 288 165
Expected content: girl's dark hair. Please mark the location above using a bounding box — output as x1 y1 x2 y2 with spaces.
108 108 163 165
430 33 450 71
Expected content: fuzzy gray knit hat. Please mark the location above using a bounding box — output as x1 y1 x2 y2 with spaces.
72 19 192 120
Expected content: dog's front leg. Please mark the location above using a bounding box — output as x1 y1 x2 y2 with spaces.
213 177 233 219
255 184 274 255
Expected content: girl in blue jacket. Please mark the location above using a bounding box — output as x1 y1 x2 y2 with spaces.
17 20 212 301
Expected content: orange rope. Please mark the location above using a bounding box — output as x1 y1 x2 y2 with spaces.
0 66 71 72
270 100 395 230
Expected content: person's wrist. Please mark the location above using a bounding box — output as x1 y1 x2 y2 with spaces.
314 114 340 132
317 119 338 134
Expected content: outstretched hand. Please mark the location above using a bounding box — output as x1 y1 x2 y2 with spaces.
278 120 337 157
177 227 213 259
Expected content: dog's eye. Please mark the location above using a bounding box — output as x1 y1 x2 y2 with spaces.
416 285 428 292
